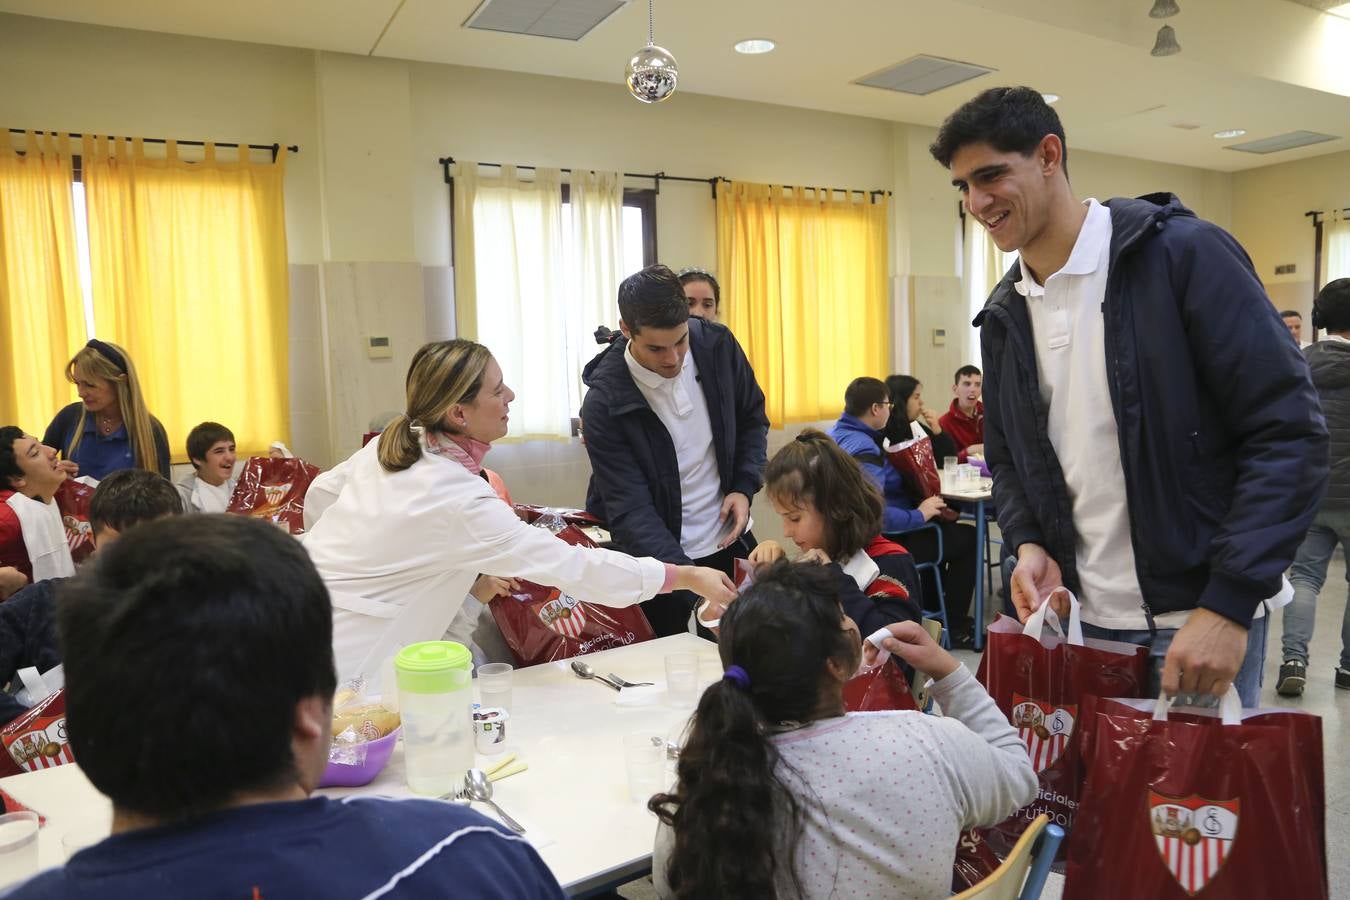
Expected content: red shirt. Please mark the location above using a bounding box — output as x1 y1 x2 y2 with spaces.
0 491 33 585
938 400 983 459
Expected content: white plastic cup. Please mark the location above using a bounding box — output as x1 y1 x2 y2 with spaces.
477 662 514 714
0 812 39 887
624 731 666 802
665 652 700 707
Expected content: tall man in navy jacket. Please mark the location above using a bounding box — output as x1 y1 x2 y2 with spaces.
581 265 769 636
931 87 1328 706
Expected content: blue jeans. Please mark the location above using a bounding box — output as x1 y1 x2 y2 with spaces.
1081 615 1269 708
1283 507 1350 671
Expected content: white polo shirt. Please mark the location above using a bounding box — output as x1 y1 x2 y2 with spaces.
624 344 725 560
1015 199 1175 629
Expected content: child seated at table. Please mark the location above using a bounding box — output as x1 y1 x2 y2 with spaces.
176 421 237 513
0 469 184 725
650 560 1037 900
749 429 924 630
8 515 564 900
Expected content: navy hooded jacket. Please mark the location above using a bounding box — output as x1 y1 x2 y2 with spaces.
975 193 1328 628
580 318 769 565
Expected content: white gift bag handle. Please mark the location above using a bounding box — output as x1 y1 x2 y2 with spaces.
1152 685 1242 726
1022 588 1084 646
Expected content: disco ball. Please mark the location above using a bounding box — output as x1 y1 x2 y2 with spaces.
626 44 679 104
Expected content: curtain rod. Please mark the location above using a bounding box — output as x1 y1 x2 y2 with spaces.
439 156 717 197
439 157 891 202
712 176 891 202
1305 207 1350 224
8 129 299 162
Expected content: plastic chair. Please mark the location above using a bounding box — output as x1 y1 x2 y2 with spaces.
885 521 950 647
911 617 944 711
951 814 1065 900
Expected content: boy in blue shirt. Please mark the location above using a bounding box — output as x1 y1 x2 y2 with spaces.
9 515 563 899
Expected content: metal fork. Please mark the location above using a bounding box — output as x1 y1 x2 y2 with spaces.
608 673 655 688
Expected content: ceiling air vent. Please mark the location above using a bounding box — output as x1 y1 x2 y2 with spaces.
1224 131 1339 154
464 0 628 41
854 55 996 96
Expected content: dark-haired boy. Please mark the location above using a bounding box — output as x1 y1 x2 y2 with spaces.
581 264 769 636
939 365 984 461
0 469 183 725
177 421 237 513
933 85 1327 704
9 515 564 899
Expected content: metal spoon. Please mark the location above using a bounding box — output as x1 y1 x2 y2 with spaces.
465 767 526 833
570 659 621 690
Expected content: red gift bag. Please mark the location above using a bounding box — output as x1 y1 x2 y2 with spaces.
0 690 72 777
843 658 919 712
226 456 321 534
1066 691 1326 900
489 523 656 665
512 504 602 528
54 480 97 565
886 436 957 522
975 594 1148 861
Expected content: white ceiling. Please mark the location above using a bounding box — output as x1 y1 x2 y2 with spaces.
4 0 1350 172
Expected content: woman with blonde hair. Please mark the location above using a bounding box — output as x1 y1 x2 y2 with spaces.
42 340 169 479
303 339 737 682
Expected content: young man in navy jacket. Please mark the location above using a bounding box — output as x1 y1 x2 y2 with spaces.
931 86 1328 706
581 265 769 636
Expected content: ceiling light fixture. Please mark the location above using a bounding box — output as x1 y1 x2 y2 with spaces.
734 38 775 54
1213 128 1247 139
1041 93 1060 104
625 0 678 104
1149 0 1181 18
1327 2 1350 18
1151 24 1181 56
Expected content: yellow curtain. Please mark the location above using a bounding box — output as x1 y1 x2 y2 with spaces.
82 136 290 461
0 131 85 431
719 182 890 426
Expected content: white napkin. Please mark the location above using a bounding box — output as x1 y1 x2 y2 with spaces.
613 683 664 707
6 493 74 582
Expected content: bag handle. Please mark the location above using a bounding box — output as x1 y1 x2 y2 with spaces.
1152 686 1242 726
1022 588 1084 646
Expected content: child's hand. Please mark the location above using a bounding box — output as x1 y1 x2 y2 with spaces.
867 621 959 681
748 540 785 566
470 574 519 604
797 548 832 566
919 496 947 521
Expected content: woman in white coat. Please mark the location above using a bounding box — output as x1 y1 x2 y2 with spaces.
304 339 737 682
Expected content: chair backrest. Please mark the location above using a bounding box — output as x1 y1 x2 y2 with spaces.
910 617 945 708
951 815 1064 900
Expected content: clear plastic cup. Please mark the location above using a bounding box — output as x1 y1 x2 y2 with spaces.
0 812 39 887
665 653 700 707
624 731 666 802
477 662 514 715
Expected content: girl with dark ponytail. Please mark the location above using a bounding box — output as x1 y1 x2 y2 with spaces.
650 559 1038 900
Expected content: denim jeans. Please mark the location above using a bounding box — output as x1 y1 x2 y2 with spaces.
1081 614 1269 708
1283 507 1350 671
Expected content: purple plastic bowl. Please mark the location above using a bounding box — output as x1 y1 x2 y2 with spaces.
319 727 400 788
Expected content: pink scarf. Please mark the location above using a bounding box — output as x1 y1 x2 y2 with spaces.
426 431 491 476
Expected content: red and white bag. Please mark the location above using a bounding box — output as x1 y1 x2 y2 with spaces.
886 436 957 522
0 689 73 777
975 593 1148 861
489 522 656 665
53 479 97 565
226 456 321 534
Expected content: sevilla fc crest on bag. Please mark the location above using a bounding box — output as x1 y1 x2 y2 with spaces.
54 479 97 565
0 690 73 777
1012 695 1076 773
1148 792 1238 895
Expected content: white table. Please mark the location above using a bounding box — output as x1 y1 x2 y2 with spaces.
0 633 721 896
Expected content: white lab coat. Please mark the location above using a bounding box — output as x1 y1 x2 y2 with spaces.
302 438 665 683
